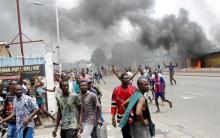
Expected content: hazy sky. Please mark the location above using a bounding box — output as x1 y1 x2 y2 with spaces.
0 0 219 62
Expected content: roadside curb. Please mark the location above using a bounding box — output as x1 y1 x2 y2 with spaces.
162 73 220 77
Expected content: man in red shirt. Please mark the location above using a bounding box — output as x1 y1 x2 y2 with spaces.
111 73 137 138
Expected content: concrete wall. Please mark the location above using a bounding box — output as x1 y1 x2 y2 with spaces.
44 52 57 114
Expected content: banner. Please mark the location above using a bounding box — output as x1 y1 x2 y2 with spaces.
0 64 45 80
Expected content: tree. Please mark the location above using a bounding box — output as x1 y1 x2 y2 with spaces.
90 48 107 67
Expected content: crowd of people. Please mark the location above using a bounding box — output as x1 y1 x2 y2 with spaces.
0 67 106 138
0 62 177 138
111 63 176 138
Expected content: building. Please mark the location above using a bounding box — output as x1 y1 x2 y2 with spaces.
203 51 220 67
0 41 11 57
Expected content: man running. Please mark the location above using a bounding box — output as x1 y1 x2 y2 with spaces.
152 70 173 113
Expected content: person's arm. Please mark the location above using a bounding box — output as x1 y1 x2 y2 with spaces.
130 65 141 80
52 108 62 137
0 103 4 112
111 89 117 127
0 113 15 124
121 98 130 110
161 77 166 92
23 108 39 127
78 104 83 133
112 65 121 81
136 97 148 126
23 98 39 126
97 105 101 123
93 94 101 123
163 62 168 67
151 79 155 91
35 76 44 87
43 87 56 92
19 67 24 83
75 95 82 126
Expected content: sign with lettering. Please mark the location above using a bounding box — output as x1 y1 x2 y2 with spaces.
0 64 45 80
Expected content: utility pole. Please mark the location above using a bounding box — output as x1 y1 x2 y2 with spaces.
16 0 25 66
55 2 62 75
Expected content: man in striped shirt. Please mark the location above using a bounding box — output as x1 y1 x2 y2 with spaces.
111 73 137 138
79 80 101 138
152 70 173 113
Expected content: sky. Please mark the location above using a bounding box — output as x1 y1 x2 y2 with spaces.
0 0 220 62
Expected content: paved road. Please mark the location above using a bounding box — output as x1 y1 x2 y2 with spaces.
35 74 220 138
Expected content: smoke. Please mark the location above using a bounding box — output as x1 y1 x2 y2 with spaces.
137 9 214 56
0 0 218 63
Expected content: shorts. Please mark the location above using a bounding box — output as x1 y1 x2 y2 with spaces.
60 129 77 138
155 93 165 101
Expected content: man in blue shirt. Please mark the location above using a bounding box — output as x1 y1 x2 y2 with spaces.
163 62 178 85
0 83 39 138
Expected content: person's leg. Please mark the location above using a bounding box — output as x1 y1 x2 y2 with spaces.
151 90 154 99
101 78 105 84
23 127 34 138
169 73 173 85
161 93 173 108
155 93 160 113
172 73 176 84
7 123 16 138
81 123 94 138
121 123 131 138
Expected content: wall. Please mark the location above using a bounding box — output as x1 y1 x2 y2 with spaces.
205 52 220 67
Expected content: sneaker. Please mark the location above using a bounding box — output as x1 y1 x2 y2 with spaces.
1 128 7 137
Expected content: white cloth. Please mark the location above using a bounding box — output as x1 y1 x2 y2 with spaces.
127 71 133 78
81 123 95 138
68 81 74 93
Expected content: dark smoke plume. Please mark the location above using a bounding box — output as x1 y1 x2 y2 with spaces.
138 9 214 56
0 0 218 63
